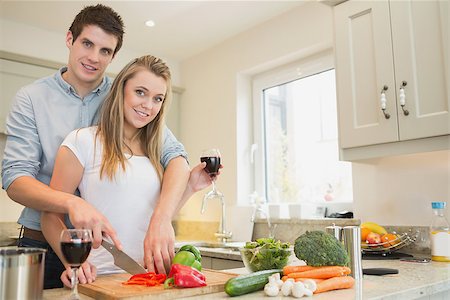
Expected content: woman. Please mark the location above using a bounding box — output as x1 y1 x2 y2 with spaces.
41 55 213 287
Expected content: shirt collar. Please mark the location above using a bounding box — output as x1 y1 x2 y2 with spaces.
94 76 110 95
55 66 111 96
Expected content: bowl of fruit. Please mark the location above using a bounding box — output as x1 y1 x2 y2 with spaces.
360 222 419 254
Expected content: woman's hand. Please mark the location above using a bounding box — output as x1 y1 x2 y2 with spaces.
61 261 97 288
143 217 175 274
188 162 223 193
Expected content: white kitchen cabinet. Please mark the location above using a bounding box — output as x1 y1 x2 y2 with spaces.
334 0 449 152
0 57 57 133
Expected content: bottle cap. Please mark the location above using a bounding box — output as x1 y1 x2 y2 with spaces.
431 202 446 209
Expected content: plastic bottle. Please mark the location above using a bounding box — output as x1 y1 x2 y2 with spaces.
430 202 450 262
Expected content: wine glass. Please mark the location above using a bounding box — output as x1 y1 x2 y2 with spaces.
200 149 232 242
60 229 93 300
200 148 222 201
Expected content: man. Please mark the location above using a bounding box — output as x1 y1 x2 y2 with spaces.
1 4 190 288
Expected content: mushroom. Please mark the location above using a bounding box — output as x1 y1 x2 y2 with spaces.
269 273 284 289
302 279 317 292
281 278 295 296
292 281 309 298
264 282 279 297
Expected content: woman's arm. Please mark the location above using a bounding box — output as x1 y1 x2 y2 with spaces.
41 146 84 262
41 146 98 286
41 211 67 265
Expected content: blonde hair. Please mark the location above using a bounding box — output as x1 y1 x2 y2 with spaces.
96 55 172 181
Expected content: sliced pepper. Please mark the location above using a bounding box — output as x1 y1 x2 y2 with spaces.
122 272 166 287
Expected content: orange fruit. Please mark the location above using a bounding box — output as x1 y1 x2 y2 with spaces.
361 227 371 242
381 233 399 248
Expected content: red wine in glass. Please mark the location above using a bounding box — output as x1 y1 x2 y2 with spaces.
60 229 92 300
61 241 92 268
201 156 221 177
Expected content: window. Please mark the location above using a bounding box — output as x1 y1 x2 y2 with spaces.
252 51 353 208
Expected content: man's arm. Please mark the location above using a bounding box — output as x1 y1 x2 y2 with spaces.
144 156 190 274
143 127 190 274
1 87 69 211
7 177 80 213
144 160 218 274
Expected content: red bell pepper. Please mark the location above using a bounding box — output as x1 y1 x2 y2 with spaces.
122 272 166 287
164 263 207 288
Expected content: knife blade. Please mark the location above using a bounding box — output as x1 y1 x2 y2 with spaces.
101 239 146 275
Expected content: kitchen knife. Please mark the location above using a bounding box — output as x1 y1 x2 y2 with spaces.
101 239 146 275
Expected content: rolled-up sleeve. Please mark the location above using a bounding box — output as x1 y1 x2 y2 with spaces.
1 88 42 190
160 126 188 169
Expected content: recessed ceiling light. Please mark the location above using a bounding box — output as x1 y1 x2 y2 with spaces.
145 20 155 27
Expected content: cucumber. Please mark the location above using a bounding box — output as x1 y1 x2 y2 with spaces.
224 269 282 297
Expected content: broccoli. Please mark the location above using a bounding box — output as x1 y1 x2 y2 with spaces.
294 230 349 267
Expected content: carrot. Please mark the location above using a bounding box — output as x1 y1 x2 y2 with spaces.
314 276 355 294
281 275 289 281
342 266 351 275
294 278 324 284
287 266 347 279
283 265 316 275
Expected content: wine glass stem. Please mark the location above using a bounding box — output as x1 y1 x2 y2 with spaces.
71 267 79 298
211 179 216 193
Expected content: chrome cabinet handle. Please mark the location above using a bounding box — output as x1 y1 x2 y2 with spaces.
399 81 409 116
380 85 390 119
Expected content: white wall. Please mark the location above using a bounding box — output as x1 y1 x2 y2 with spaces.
353 150 450 226
178 2 335 221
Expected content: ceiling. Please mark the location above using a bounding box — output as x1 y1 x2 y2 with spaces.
0 0 307 62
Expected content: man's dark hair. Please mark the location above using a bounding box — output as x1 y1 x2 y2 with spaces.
69 4 125 56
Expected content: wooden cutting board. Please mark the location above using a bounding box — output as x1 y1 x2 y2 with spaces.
78 269 237 300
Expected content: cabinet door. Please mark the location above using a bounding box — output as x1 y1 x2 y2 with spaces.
390 0 449 140
334 1 399 148
0 59 56 133
211 258 244 270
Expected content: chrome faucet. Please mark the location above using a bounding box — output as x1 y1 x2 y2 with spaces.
250 192 277 238
201 191 232 243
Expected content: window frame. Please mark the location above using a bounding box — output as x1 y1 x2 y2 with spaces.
251 49 335 202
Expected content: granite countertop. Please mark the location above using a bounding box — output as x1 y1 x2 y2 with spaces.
43 259 449 300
